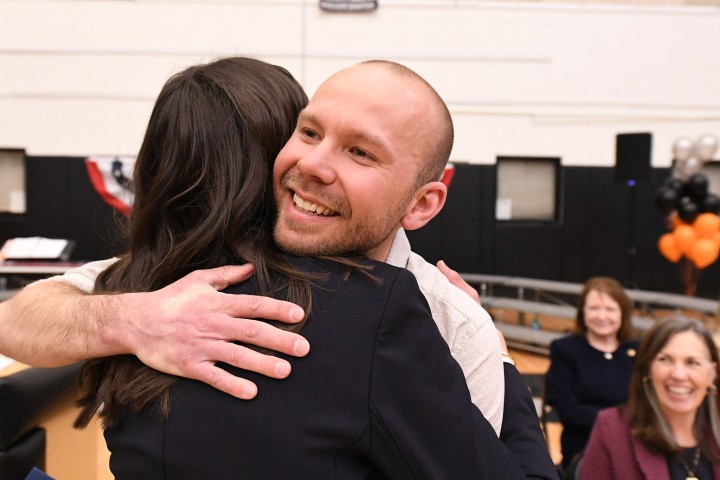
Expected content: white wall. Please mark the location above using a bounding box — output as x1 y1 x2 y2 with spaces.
1 0 719 166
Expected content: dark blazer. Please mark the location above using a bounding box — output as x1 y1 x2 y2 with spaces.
500 362 561 480
104 257 525 480
546 334 638 466
581 407 720 480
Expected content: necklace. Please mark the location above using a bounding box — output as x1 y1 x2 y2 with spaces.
679 446 702 480
587 335 617 360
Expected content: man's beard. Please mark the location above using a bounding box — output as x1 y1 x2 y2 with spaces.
273 212 398 257
273 173 413 257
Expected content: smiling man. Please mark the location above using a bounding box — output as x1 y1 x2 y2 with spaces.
0 60 505 431
0 58 565 477
271 61 506 433
273 61 450 262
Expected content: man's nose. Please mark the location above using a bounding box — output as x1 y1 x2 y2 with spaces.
296 142 336 184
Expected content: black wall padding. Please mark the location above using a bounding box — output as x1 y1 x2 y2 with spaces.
408 164 720 298
2 158 718 298
407 163 489 273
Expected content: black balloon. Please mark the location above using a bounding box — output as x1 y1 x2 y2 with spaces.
677 196 700 223
700 193 720 214
655 187 678 214
665 177 686 195
685 173 709 200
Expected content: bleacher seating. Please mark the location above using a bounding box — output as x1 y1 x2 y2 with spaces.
462 274 718 354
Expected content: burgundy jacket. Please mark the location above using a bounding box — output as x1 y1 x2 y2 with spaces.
581 407 720 480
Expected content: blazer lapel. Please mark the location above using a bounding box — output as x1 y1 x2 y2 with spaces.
631 435 669 480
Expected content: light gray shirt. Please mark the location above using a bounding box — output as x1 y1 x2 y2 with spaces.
385 229 504 435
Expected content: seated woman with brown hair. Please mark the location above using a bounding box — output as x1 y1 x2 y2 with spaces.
545 276 640 472
581 316 720 480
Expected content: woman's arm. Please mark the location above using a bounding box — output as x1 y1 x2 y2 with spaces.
545 340 600 429
501 362 561 479
579 411 614 480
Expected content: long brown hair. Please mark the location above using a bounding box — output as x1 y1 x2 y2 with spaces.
627 316 720 460
574 276 635 342
74 57 311 428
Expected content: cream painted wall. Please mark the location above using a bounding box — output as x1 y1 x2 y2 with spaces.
1 0 719 166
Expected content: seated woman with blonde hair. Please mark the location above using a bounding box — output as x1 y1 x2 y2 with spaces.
580 316 720 480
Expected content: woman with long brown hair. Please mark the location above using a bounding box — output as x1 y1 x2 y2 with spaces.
581 316 720 479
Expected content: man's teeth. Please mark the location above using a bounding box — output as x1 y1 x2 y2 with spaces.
293 193 335 216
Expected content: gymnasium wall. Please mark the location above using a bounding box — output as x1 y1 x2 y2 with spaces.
1 1 719 296
1 0 719 165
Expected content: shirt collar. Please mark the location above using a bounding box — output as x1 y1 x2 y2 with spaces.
385 228 411 269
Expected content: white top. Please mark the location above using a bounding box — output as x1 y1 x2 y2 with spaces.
386 229 504 435
38 257 117 293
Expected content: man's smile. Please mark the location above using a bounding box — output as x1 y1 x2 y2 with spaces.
292 192 339 217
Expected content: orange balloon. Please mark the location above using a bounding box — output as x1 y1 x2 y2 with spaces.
673 224 697 255
658 233 682 263
671 212 686 229
693 213 720 239
691 238 719 269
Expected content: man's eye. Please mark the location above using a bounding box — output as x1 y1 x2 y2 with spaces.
301 128 318 139
350 147 371 159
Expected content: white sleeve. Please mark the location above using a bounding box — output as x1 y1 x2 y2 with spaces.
34 258 119 293
405 251 505 435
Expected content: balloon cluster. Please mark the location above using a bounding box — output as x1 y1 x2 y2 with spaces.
658 213 720 268
656 174 720 224
655 134 720 269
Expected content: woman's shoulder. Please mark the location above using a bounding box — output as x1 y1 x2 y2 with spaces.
550 333 586 352
619 339 640 356
595 407 633 439
596 405 626 423
290 256 412 286
290 256 425 304
222 257 423 308
287 255 392 272
622 338 641 349
588 407 633 454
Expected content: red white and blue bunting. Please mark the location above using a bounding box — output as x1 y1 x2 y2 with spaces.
85 155 135 217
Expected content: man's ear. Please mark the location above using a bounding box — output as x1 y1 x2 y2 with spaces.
400 181 447 231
